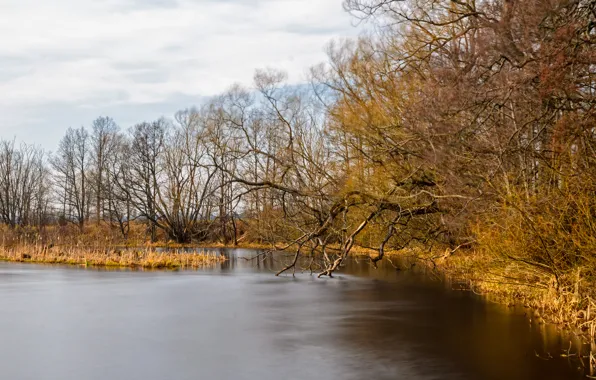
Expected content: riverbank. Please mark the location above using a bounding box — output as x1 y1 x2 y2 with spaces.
0 244 225 269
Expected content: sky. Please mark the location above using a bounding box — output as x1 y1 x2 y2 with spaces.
0 0 362 151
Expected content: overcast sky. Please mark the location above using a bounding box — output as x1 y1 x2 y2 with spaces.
0 0 362 150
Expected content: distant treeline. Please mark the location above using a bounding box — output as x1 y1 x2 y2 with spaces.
1 0 594 285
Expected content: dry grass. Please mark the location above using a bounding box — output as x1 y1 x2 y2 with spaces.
0 244 226 269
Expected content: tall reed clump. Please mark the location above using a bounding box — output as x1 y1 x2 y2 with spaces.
0 244 225 269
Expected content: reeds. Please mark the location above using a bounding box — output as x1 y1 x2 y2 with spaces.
0 244 225 269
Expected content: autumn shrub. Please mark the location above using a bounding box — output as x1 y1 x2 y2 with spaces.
472 183 596 325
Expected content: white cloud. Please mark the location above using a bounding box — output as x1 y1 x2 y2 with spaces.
0 0 362 148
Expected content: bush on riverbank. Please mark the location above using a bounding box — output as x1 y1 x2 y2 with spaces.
472 187 595 336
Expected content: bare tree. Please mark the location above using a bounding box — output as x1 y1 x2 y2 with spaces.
90 116 119 225
104 133 133 239
124 120 167 242
51 127 91 231
155 110 218 243
0 140 48 228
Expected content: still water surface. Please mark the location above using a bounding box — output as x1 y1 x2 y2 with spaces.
0 249 586 380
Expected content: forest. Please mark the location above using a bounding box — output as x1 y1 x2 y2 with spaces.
1 0 595 322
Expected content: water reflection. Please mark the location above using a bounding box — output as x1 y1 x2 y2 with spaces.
0 249 588 380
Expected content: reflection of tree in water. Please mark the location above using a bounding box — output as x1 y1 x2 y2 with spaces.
218 249 234 272
217 249 281 273
189 249 587 380
269 258 584 380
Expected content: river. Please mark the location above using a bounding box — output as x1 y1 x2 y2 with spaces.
0 248 588 380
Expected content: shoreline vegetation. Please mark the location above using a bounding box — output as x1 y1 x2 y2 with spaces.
0 243 225 269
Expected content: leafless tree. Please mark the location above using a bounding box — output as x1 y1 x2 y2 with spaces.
50 127 91 230
104 133 133 239
0 140 49 228
90 116 120 225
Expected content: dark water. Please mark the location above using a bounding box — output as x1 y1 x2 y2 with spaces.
0 249 587 380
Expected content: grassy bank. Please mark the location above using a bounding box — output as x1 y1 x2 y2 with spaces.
0 244 225 269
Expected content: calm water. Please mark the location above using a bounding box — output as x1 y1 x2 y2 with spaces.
0 249 587 380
